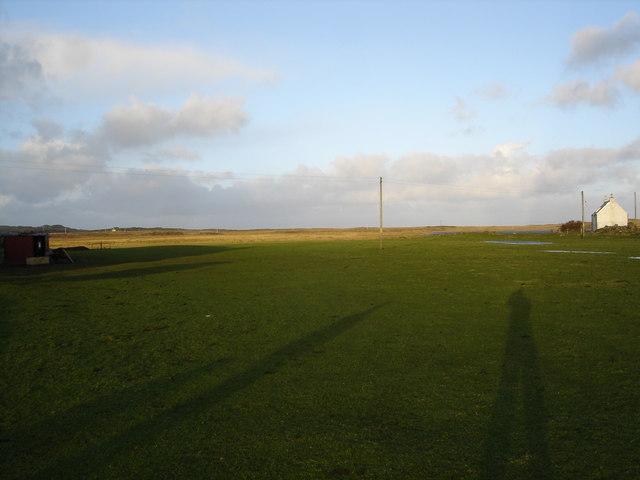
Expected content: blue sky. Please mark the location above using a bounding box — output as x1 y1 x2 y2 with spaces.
1 0 639 229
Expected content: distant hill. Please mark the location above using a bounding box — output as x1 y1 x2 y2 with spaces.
0 224 83 234
0 225 193 234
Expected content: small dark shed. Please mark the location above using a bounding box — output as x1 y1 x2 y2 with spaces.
0 233 49 265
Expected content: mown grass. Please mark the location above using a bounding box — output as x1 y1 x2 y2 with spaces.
1 233 639 479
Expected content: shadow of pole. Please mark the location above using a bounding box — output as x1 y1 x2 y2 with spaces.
480 289 551 479
27 303 387 479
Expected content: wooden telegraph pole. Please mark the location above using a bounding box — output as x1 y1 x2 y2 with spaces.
379 177 383 249
581 191 585 238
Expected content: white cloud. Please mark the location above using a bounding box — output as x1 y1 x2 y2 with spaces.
449 93 489 135
31 117 64 140
101 94 249 148
459 125 486 137
615 59 640 91
568 12 640 67
1 91 250 211
0 133 108 203
549 13 640 109
42 34 277 84
617 136 640 160
474 82 507 99
493 141 531 159
330 153 389 179
545 79 618 108
0 38 43 102
2 26 278 101
449 96 476 122
146 145 201 162
0 194 11 211
388 152 462 185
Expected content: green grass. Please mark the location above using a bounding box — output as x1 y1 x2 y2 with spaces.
1 233 639 479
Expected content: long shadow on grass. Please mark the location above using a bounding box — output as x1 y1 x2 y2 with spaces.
72 245 242 267
480 289 550 479
2 261 230 286
0 292 13 344
3 245 240 284
12 304 386 479
0 360 231 477
52 260 231 282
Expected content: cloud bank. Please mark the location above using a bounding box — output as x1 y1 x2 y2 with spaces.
2 133 638 229
0 90 251 206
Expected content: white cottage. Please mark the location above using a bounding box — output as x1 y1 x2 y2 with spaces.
591 194 628 230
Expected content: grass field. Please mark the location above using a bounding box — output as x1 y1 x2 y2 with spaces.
1 232 639 479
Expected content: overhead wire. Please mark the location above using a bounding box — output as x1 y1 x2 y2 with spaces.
0 157 523 195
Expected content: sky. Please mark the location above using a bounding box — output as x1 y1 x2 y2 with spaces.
1 0 639 229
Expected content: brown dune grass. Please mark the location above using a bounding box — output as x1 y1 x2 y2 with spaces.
49 224 560 249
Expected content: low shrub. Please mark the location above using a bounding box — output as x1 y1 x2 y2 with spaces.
559 220 583 233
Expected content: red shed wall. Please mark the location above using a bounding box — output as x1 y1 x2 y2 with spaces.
4 236 34 265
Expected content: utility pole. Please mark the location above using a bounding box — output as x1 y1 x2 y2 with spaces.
581 191 585 238
635 191 637 220
379 177 383 249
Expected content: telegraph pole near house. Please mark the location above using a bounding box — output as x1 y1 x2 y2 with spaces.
379 177 383 249
581 191 585 238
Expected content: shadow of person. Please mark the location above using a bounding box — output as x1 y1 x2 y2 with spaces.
480 289 551 479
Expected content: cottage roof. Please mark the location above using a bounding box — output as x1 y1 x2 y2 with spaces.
593 194 621 215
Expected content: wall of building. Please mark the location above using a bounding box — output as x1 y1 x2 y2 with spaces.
0 234 49 265
593 202 628 229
